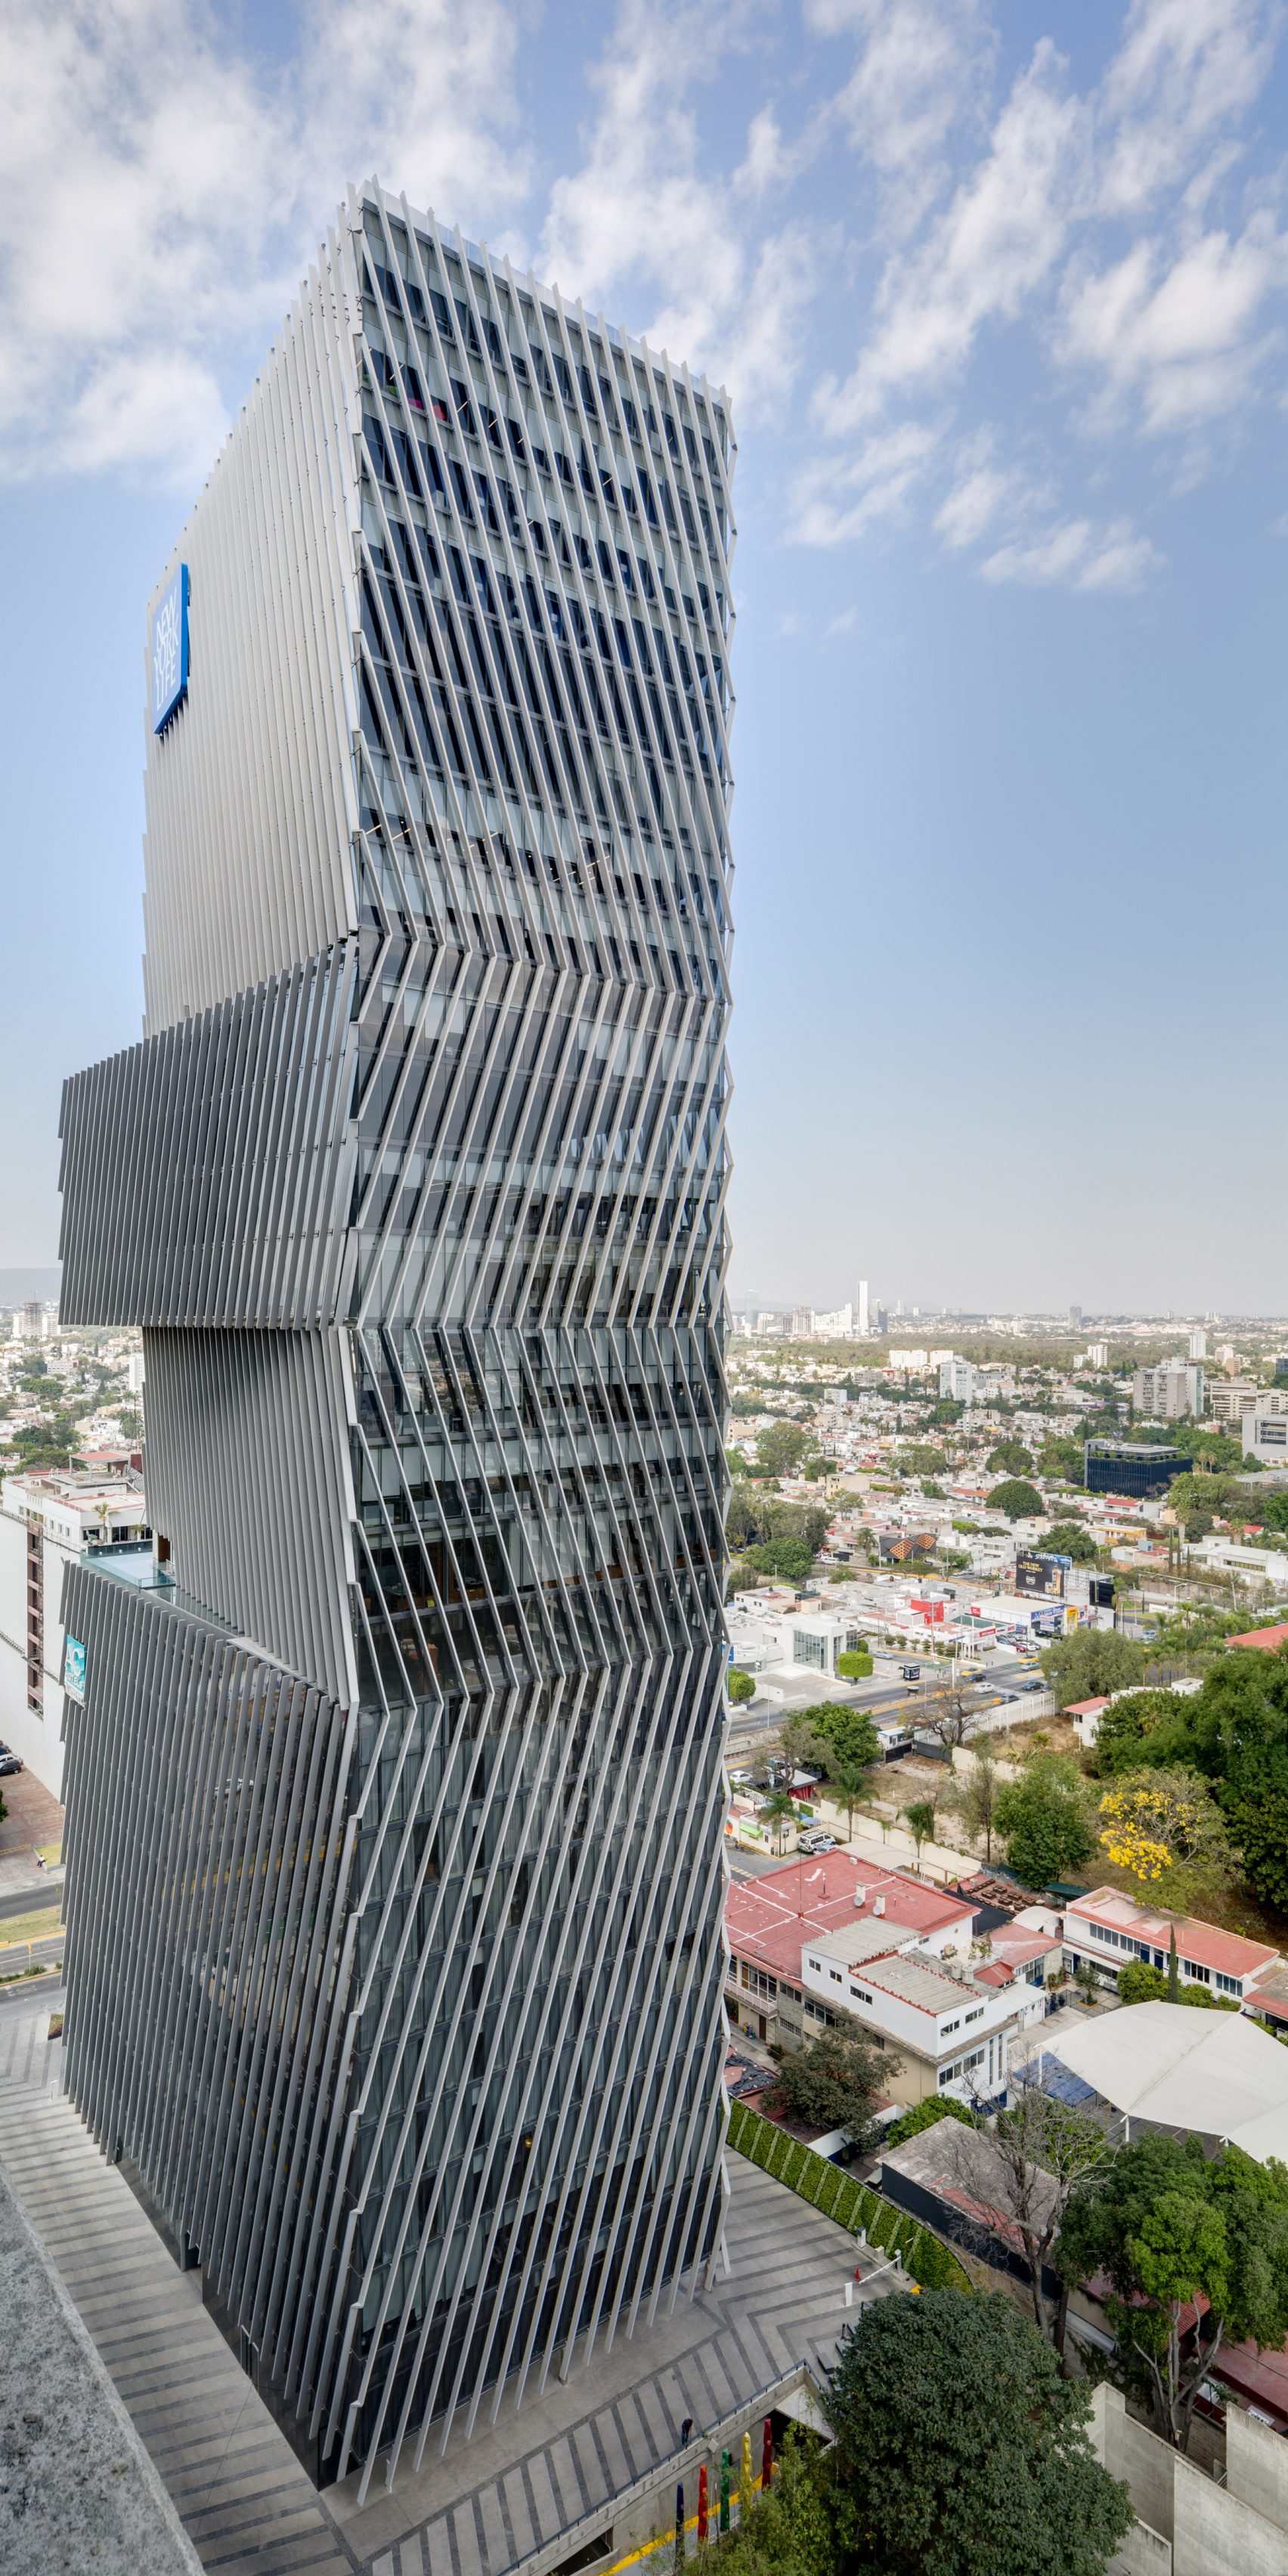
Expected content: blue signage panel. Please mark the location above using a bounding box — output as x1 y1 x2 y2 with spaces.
64 1635 87 1701
150 562 190 733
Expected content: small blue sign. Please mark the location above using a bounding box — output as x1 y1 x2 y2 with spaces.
64 1635 87 1701
150 562 189 733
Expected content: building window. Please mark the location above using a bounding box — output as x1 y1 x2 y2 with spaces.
804 2002 839 2028
1182 1959 1210 1984
1215 1973 1241 1996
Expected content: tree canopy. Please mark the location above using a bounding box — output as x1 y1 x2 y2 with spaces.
1075 1643 1288 1911
1042 1520 1098 1565
754 1420 810 1479
988 1478 1045 1520
986 1440 1035 1476
995 1756 1094 1890
727 1666 756 1704
1097 1766 1233 1910
764 2023 889 2144
1039 1627 1149 1711
1057 2135 1288 2451
825 2290 1132 2576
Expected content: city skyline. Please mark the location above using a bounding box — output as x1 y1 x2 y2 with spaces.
3 2 1287 1311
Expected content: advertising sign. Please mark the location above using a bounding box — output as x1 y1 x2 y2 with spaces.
64 1635 87 1701
1016 1550 1073 1599
151 562 190 733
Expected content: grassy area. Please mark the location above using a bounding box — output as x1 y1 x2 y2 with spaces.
36 1841 61 1865
0 1906 65 1947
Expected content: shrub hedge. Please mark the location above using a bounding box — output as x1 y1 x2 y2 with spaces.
726 2097 971 2293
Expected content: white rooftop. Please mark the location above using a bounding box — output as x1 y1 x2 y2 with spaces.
1040 2001 1288 2159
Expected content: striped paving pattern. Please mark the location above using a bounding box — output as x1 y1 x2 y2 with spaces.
335 2158 859 2576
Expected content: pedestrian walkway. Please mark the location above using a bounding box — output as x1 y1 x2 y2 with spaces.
0 1987 866 2574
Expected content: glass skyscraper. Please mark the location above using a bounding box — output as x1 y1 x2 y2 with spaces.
57 184 733 2495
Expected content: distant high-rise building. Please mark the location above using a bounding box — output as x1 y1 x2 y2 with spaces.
1069 1305 1082 1327
1133 1362 1203 1421
55 187 732 2491
1189 1328 1208 1361
856 1280 869 1337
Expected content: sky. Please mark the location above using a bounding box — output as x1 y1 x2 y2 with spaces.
1 0 1285 1313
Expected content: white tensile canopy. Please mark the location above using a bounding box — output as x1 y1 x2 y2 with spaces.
1038 2001 1288 2160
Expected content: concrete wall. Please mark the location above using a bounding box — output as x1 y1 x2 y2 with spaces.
1226 2401 1288 2528
1173 2456 1288 2576
1091 2384 1178 2542
1091 2383 1288 2576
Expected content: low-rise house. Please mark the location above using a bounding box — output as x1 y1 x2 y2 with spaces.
726 1856 1024 2105
1063 1887 1280 2008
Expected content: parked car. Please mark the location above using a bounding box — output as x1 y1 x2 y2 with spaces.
0 1745 23 1776
798 1830 836 1855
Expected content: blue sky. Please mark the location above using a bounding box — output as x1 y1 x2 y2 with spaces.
2 0 1285 1311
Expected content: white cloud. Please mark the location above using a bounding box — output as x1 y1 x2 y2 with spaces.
1060 214 1288 432
0 0 525 483
1097 0 1279 217
810 0 994 235
817 40 1085 431
791 422 941 543
934 462 1021 550
540 0 821 412
981 516 1162 591
825 605 859 633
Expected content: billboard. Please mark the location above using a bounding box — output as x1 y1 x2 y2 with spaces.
151 562 190 733
64 1634 87 1701
1016 1550 1072 1599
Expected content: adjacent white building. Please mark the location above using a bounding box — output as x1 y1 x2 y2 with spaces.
0 1465 151 1794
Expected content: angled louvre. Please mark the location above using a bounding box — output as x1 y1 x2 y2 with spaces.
57 180 735 2497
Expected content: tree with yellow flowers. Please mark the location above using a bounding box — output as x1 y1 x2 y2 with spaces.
1098 1767 1234 1912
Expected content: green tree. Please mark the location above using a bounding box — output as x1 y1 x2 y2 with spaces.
995 1756 1094 1890
1116 1958 1237 2011
754 1421 810 1480
1039 1437 1087 1485
810 1703 882 1779
1042 1521 1098 1565
988 1478 1045 1521
1039 1627 1149 1711
825 2290 1132 2576
882 2095 975 2150
986 1440 1035 1476
832 1760 872 1843
1088 1689 1187 1778
758 1788 798 1853
764 2023 890 2145
714 2424 835 2576
902 1798 937 1865
1155 1645 1288 1909
835 1648 873 1680
727 1666 756 1705
1057 2135 1288 2450
779 1711 827 1774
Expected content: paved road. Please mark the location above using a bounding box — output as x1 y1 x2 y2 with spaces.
0 1878 63 1924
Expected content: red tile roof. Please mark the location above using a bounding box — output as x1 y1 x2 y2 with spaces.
725 1854 974 1983
1066 1697 1110 1718
1066 1887 1280 1980
1228 1622 1288 1655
